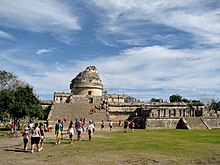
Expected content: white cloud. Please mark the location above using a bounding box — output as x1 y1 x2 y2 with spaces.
0 30 14 40
74 45 220 100
0 0 81 43
36 48 55 55
2 45 219 101
89 0 220 46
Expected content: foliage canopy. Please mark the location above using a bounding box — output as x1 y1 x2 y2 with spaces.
0 70 43 121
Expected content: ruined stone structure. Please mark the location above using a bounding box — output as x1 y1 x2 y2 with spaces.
107 102 207 129
70 66 103 96
47 66 220 130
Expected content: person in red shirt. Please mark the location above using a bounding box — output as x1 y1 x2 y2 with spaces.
11 122 15 133
131 121 135 133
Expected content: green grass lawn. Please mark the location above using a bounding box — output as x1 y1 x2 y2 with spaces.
1 129 220 165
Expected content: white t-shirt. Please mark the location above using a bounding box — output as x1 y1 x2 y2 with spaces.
32 127 40 137
69 127 74 135
88 124 95 132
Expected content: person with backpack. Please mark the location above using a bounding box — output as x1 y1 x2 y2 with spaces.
55 119 62 145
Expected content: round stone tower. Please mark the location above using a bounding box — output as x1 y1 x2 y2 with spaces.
70 66 103 96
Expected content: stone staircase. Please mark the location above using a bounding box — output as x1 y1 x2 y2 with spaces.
48 103 107 124
183 117 209 130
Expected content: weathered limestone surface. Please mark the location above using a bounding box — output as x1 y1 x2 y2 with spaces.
145 119 179 129
70 66 103 96
202 118 220 128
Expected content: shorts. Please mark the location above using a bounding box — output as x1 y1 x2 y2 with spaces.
31 137 40 145
69 132 74 138
77 131 82 137
88 130 92 136
56 132 61 138
23 138 28 144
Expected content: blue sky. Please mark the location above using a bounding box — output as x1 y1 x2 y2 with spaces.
1 0 220 102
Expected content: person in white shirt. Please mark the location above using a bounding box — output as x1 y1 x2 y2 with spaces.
86 121 95 141
31 123 41 153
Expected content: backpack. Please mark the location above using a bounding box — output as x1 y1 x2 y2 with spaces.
55 123 59 131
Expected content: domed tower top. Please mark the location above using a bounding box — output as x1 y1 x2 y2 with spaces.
70 66 103 96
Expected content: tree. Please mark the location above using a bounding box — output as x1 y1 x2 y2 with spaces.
169 94 182 102
209 101 220 111
124 95 136 103
0 70 25 91
0 89 14 121
0 71 43 131
9 86 43 122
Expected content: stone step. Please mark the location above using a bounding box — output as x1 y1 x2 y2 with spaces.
184 117 208 130
49 103 107 123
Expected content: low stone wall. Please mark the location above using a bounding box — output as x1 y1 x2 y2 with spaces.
202 118 220 129
145 118 180 130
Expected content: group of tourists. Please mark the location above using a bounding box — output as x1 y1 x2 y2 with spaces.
124 120 135 133
22 122 46 153
54 117 96 145
21 117 136 153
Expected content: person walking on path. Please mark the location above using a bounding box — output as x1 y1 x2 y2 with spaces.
76 121 84 141
101 120 104 129
68 121 75 144
39 122 45 150
86 120 95 141
131 121 135 133
55 119 62 145
124 120 129 133
31 123 41 153
11 121 15 134
22 127 30 150
109 120 113 131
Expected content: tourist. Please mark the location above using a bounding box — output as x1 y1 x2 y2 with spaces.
86 120 95 141
109 120 113 131
60 120 64 140
77 121 84 141
68 121 75 144
75 118 79 128
29 121 34 134
55 119 62 144
39 122 45 150
22 127 30 150
101 120 104 129
124 120 129 133
31 123 41 153
17 120 21 130
64 116 67 122
44 122 47 132
119 120 121 127
11 121 15 133
131 121 135 133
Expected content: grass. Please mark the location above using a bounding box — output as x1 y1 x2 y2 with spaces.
1 129 220 164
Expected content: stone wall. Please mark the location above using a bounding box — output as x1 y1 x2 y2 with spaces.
145 119 180 129
107 102 205 122
54 92 71 103
202 118 220 129
71 87 102 96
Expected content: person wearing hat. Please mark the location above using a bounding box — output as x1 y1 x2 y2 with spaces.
22 127 30 151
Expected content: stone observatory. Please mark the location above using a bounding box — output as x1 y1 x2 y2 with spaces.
70 66 103 96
